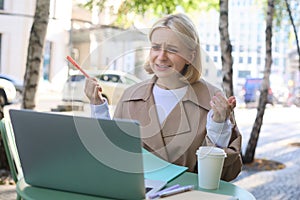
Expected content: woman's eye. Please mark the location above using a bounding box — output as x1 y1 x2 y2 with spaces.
151 45 161 50
167 48 178 53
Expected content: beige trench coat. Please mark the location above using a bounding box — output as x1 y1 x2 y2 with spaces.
114 76 242 181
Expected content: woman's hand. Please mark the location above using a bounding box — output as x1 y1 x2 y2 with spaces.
210 92 236 123
84 77 105 105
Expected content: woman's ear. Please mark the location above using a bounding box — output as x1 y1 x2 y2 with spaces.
187 50 196 65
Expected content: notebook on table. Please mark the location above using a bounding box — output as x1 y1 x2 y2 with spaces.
9 109 168 200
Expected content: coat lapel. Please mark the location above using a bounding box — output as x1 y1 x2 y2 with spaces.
160 101 190 137
138 95 169 160
121 77 169 160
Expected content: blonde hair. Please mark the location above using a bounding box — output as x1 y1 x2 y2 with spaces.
144 13 202 84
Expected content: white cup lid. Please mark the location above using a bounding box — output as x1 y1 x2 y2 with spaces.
196 146 227 157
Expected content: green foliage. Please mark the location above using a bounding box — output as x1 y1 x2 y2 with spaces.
80 0 218 28
82 0 106 11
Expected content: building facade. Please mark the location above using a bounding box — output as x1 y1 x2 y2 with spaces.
0 0 73 90
1 0 298 92
197 0 295 96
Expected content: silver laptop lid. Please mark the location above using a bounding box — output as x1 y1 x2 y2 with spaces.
9 109 145 200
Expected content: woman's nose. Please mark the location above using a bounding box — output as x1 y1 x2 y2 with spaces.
157 49 168 60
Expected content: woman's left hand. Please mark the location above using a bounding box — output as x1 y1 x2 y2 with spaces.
210 92 236 123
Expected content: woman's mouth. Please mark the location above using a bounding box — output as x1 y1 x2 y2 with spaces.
156 64 171 70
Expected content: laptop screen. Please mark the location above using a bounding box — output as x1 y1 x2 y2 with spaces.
9 109 148 200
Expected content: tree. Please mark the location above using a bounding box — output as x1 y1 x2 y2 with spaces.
22 0 50 109
0 0 50 176
219 0 234 98
284 0 300 71
243 0 275 163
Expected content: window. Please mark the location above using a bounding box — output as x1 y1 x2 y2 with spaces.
239 45 244 52
204 69 209 77
238 70 251 78
274 58 279 66
247 57 252 64
68 75 85 82
239 57 243 63
43 41 52 80
213 56 218 62
205 55 210 63
256 46 261 53
0 0 3 10
206 44 210 51
232 45 235 52
257 57 261 65
217 70 222 77
214 45 218 51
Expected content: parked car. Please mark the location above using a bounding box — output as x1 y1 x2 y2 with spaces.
62 70 141 105
0 74 23 93
242 78 274 105
0 74 23 103
0 78 17 106
272 85 290 105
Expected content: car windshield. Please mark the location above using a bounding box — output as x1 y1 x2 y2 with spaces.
68 75 85 82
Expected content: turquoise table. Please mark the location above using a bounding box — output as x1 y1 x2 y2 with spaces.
16 172 255 200
167 172 255 199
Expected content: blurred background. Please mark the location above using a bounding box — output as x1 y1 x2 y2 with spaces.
0 0 299 108
1 1 300 199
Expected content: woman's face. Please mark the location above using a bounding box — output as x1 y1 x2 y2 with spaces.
149 28 192 79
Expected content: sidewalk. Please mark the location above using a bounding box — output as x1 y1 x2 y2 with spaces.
232 106 300 200
1 88 300 199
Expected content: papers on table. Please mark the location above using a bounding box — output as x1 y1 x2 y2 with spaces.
159 190 238 200
142 149 188 183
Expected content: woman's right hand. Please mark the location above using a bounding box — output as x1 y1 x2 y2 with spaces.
84 77 105 105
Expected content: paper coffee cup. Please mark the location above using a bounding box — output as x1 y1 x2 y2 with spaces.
196 146 227 189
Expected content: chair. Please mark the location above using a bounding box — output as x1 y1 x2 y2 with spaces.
0 118 22 199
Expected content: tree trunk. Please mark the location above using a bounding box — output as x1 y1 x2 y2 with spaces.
22 0 50 109
219 0 234 98
284 0 300 72
243 0 274 163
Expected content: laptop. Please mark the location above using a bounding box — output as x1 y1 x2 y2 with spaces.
9 109 166 200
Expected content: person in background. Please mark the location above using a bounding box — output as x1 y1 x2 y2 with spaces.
84 13 242 181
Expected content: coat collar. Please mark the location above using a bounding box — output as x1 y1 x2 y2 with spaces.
122 76 214 111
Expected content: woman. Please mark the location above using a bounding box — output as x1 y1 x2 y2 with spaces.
84 13 242 181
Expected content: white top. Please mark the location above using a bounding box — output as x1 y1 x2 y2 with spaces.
153 84 188 124
91 85 232 147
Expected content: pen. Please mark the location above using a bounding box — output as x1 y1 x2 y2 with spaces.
66 56 90 78
66 56 103 92
159 185 194 198
148 184 181 199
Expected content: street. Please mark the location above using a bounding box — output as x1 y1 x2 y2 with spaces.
233 105 300 200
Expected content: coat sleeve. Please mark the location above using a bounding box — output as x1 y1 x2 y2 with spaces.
113 100 123 119
205 113 243 181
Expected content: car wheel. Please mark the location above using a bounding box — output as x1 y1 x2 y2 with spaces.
0 89 8 106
